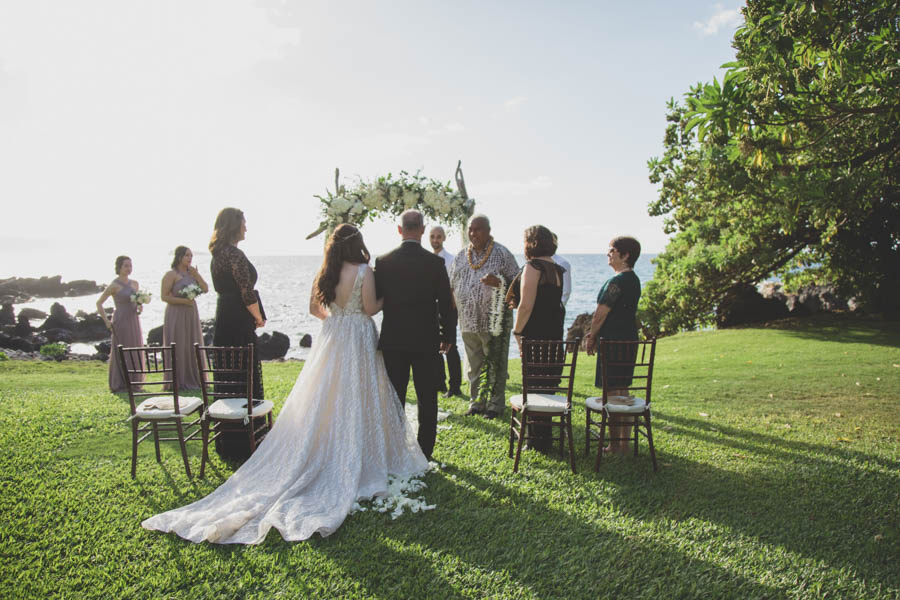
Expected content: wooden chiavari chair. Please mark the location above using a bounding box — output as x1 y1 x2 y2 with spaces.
585 338 658 471
507 338 580 473
118 343 204 478
194 344 274 476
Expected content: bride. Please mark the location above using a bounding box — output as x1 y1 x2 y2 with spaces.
142 224 429 544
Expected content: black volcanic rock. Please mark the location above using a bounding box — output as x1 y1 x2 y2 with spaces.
565 312 592 345
0 333 35 352
42 328 75 343
18 308 48 321
14 315 33 337
258 331 290 360
147 325 163 346
299 333 313 348
716 284 790 328
0 304 14 327
40 302 77 331
0 276 103 299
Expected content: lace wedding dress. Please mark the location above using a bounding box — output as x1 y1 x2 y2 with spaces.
142 264 429 544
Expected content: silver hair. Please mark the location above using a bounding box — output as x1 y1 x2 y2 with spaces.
468 214 491 230
401 209 425 231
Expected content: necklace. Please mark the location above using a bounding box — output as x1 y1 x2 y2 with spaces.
467 240 494 270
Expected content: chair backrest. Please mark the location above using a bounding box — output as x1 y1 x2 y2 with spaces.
520 338 581 408
117 344 180 415
194 344 255 416
597 338 657 406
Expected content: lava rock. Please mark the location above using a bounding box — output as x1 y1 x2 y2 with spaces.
18 308 48 321
0 304 14 327
147 325 163 346
716 284 790 328
0 333 35 352
42 328 75 343
299 333 313 348
565 312 593 345
0 275 103 299
39 302 77 332
14 315 33 337
74 313 110 341
257 331 290 360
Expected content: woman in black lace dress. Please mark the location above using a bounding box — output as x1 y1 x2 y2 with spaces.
209 208 266 404
511 225 566 450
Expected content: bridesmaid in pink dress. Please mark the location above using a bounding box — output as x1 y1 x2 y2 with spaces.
161 246 208 390
96 256 145 392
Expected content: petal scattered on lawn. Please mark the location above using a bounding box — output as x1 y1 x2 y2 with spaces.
699 412 710 417
874 534 883 542
834 413 843 418
836 437 852 443
768 393 774 398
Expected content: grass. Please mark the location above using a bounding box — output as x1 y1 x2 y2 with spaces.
1 314 898 599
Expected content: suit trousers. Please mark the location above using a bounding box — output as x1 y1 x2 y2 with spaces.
382 349 439 459
461 330 510 414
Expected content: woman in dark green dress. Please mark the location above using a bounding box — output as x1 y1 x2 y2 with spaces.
585 236 641 454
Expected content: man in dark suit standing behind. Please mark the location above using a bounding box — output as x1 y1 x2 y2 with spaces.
375 209 453 460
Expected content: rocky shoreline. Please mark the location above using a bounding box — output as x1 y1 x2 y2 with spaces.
0 275 306 362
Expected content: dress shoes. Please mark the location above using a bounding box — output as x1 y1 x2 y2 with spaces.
465 406 483 416
442 389 463 399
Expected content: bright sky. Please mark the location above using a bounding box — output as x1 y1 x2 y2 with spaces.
0 0 744 270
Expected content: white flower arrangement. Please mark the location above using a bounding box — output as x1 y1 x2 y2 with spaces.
178 284 204 300
487 275 508 337
349 465 439 520
307 170 474 240
130 290 152 305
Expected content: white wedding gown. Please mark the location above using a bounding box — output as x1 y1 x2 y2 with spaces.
142 264 429 544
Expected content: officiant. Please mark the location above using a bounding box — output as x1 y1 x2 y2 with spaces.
449 215 519 419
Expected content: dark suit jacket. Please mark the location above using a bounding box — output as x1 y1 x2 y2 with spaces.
375 240 453 353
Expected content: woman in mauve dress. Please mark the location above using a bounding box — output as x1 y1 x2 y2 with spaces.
96 256 145 393
161 246 208 390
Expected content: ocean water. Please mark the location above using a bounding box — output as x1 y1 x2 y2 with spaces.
10 253 656 359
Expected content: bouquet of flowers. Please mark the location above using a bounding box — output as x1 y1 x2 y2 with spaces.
130 290 152 305
178 284 204 300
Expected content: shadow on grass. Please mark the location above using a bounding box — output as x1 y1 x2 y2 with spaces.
601 412 900 586
748 314 900 348
311 464 784 599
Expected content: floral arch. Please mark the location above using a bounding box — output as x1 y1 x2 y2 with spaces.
306 163 475 240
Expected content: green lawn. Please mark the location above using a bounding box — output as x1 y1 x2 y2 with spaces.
1 315 898 599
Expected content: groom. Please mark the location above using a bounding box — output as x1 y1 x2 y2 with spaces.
375 209 453 461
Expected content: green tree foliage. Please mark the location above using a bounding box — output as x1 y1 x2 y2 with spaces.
642 0 900 335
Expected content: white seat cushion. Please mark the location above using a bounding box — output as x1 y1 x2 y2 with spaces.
207 397 274 421
135 396 203 420
509 393 569 414
585 396 649 414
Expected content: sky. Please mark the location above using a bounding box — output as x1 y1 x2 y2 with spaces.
0 0 745 274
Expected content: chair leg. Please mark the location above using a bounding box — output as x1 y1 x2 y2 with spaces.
558 415 564 458
199 418 209 478
595 409 608 472
513 411 527 473
131 420 139 479
645 412 658 472
175 419 192 478
585 408 592 457
566 414 577 474
508 411 516 458
249 418 257 454
152 422 161 462
633 415 640 457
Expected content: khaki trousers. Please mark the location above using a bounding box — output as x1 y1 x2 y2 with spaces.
462 330 510 414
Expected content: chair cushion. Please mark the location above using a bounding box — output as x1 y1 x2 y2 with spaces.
585 396 649 414
509 393 569 414
135 396 203 420
207 397 274 421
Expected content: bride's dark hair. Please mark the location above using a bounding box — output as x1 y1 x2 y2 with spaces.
313 224 371 306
